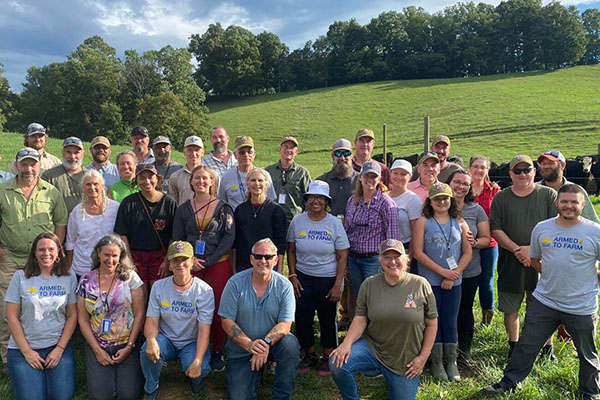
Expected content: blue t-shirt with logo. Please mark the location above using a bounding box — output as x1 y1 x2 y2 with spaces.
530 218 600 315
146 276 214 349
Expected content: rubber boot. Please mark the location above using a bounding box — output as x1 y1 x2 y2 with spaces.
443 343 461 381
429 343 448 380
457 330 474 368
481 309 494 325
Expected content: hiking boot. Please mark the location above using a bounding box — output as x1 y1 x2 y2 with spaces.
210 349 225 372
317 356 332 376
429 343 447 380
142 389 159 400
297 352 319 373
482 381 516 394
190 378 205 394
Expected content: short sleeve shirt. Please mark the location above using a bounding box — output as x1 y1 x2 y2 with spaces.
287 212 349 277
109 179 139 203
5 271 77 349
218 269 295 359
41 165 86 214
76 270 143 348
146 276 214 350
390 190 423 243
356 273 437 376
316 169 359 217
461 203 488 278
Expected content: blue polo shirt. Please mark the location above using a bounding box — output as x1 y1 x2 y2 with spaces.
218 268 295 359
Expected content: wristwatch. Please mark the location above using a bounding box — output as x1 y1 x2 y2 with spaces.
263 337 272 347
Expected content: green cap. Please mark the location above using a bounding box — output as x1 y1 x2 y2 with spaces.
167 241 193 260
428 182 453 199
509 155 534 170
234 136 254 152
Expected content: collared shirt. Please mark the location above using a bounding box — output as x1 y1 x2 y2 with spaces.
0 178 68 265
202 151 237 176
168 167 193 206
352 158 390 187
137 149 155 165
344 189 400 253
539 177 599 223
86 161 120 190
317 169 359 217
155 161 184 194
0 170 15 184
265 161 311 224
9 150 61 175
109 179 139 203
407 179 438 203
41 165 86 214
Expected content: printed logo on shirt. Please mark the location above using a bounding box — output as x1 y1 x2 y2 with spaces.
230 185 239 190
160 301 170 310
300 230 333 242
541 238 551 247
162 300 195 314
404 294 417 308
298 231 307 239
27 285 67 297
154 219 166 231
550 236 584 251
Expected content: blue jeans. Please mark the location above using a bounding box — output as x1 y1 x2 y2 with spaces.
140 334 210 394
329 338 420 400
8 341 75 400
348 253 381 296
432 285 462 343
226 333 300 400
478 245 498 310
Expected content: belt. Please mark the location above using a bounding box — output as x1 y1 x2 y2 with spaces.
351 251 378 258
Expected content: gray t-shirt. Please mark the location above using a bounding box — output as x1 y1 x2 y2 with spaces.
461 202 488 278
287 212 350 277
217 168 277 210
146 276 214 350
5 270 77 349
390 190 423 243
530 218 600 315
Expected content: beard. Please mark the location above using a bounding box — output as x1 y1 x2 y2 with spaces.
155 152 170 164
64 158 83 171
19 172 37 183
213 143 226 155
92 153 108 164
333 160 353 179
135 145 145 154
541 167 560 182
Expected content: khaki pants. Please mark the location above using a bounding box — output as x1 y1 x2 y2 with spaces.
339 279 356 320
0 254 21 364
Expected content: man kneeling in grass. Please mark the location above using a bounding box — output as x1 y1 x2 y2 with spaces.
483 184 600 398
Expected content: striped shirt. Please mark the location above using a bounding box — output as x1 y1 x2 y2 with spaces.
202 151 237 176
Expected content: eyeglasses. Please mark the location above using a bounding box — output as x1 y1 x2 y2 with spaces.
512 166 533 175
251 253 277 260
451 179 471 188
334 150 352 158
63 137 83 146
307 195 327 202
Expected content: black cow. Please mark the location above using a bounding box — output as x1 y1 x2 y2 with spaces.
392 153 420 167
564 156 594 192
372 152 393 167
447 155 464 168
586 155 600 195
489 161 541 189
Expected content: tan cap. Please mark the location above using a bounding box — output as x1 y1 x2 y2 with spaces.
234 136 254 152
418 151 439 165
355 129 375 141
15 147 41 163
280 136 298 147
429 183 453 199
509 155 534 170
379 239 406 256
432 135 451 147
90 136 111 148
167 241 194 260
184 136 204 148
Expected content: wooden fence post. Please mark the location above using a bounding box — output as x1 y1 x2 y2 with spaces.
424 116 430 153
382 122 387 167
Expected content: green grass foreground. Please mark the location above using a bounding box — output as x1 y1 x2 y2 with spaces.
0 67 599 398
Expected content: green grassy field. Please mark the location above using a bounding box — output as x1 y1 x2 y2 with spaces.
1 66 600 399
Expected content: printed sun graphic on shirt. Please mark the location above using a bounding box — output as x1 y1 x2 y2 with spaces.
161 301 170 310
541 237 551 247
298 231 307 240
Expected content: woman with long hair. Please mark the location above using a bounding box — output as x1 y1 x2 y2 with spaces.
233 168 286 272
77 235 145 400
413 183 472 382
172 165 235 372
65 170 120 279
446 170 490 366
469 156 500 325
5 232 77 400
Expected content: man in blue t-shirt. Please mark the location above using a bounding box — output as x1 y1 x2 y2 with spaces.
219 238 299 400
483 184 600 398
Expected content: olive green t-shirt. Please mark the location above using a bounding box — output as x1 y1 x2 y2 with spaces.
355 273 437 376
489 184 557 293
41 165 85 214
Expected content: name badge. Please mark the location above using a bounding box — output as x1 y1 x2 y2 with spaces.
101 319 112 334
85 294 98 304
446 256 458 270
195 240 206 256
278 193 287 204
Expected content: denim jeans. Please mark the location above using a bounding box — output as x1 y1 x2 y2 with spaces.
478 245 498 310
348 253 381 296
140 333 210 394
225 333 300 400
329 338 420 400
432 285 462 343
8 341 75 400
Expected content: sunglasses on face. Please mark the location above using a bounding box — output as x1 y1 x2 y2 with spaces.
251 253 277 260
512 166 533 175
334 150 352 158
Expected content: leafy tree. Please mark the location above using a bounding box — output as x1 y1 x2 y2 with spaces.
581 8 600 64
0 63 19 132
538 3 586 69
257 31 289 92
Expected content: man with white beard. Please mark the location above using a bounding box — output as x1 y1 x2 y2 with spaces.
41 136 86 214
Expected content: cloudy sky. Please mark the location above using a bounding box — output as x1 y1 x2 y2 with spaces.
1 0 598 90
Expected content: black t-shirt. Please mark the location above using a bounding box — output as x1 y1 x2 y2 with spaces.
114 192 177 251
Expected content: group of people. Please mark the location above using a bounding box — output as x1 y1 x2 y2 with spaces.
0 122 599 400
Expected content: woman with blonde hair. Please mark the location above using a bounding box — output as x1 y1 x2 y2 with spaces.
233 167 286 272
65 169 120 279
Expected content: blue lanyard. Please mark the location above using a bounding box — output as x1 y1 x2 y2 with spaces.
433 217 453 251
236 169 246 201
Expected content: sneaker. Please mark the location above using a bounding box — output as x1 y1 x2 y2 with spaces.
297 352 319 373
210 350 225 372
482 381 515 394
142 389 159 400
190 378 205 394
317 356 331 376
360 369 383 378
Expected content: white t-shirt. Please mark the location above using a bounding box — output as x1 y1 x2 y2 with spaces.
64 200 120 276
287 212 350 277
5 271 77 349
390 190 423 243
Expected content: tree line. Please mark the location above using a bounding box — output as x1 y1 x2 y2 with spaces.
0 0 599 142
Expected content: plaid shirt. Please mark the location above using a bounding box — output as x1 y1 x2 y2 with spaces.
344 189 399 253
202 151 237 176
